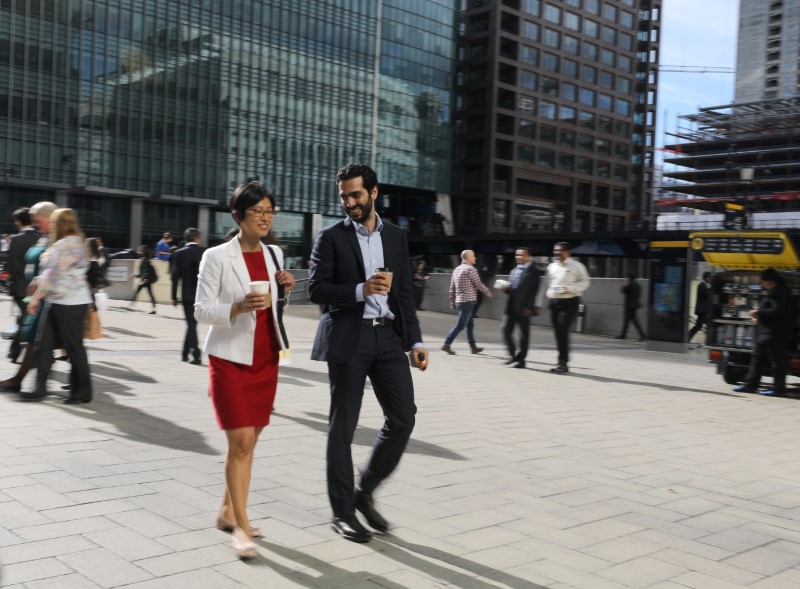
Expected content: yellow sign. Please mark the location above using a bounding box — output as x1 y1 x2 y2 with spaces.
688 231 800 270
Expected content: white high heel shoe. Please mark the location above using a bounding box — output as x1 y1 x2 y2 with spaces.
231 528 257 559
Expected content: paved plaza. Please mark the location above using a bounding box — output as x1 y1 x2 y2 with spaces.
2 298 800 588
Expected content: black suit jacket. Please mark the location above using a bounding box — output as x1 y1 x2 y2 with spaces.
621 280 641 310
171 242 205 302
8 228 39 298
506 264 541 316
756 283 792 343
694 281 710 315
309 219 422 364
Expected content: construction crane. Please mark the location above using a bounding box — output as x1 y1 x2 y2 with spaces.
659 65 736 74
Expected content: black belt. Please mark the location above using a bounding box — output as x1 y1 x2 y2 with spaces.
362 317 392 328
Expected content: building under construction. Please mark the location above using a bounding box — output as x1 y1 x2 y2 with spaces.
659 97 800 218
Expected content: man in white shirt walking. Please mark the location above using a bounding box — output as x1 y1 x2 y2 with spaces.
545 242 590 373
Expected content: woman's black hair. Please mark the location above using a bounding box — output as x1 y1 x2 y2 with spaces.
228 181 276 225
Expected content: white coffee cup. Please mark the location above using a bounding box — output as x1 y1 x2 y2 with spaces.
249 281 270 294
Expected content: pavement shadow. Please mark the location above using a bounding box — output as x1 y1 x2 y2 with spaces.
248 539 408 588
61 391 219 456
89 361 158 383
279 365 330 385
273 411 467 461
373 535 549 589
101 325 157 339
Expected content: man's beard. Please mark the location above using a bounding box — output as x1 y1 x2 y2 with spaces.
345 196 373 224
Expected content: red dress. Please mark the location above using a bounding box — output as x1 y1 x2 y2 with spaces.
209 252 280 430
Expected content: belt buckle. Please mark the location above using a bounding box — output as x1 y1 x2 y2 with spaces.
372 317 384 327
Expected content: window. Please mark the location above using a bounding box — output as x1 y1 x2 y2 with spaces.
617 77 631 94
598 116 612 134
602 2 617 22
582 42 598 61
580 88 596 106
578 158 594 174
564 35 580 54
615 120 630 138
562 59 579 78
616 99 630 116
619 32 633 51
584 19 599 38
581 65 597 83
521 45 538 65
599 71 614 89
542 52 559 71
540 125 556 143
543 28 560 48
538 149 555 168
544 4 561 23
615 143 628 159
601 26 616 44
561 82 577 100
580 111 595 129
559 129 576 147
539 101 557 119
565 12 580 31
596 138 611 155
522 0 541 16
560 106 577 124
597 162 610 178
520 71 537 90
601 49 615 67
579 134 594 151
585 0 600 14
541 77 558 95
519 120 535 138
618 55 632 73
518 144 535 163
518 95 535 112
522 21 540 41
598 94 613 111
620 11 634 28
559 154 575 170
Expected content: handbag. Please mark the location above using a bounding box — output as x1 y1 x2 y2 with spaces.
266 246 290 349
84 307 102 340
20 301 44 343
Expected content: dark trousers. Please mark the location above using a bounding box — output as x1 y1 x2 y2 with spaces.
413 286 425 310
326 324 416 518
745 337 789 393
7 295 26 361
620 308 645 339
502 312 531 362
688 313 708 340
550 297 579 366
36 303 92 401
133 283 156 306
182 301 200 360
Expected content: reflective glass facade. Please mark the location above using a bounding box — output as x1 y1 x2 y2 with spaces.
0 0 458 255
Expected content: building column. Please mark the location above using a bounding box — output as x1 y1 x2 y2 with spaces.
130 199 144 248
54 190 69 207
198 205 210 247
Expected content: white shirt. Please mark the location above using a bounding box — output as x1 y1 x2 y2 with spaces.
545 257 590 300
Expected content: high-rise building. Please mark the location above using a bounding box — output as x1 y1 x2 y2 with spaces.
735 0 800 104
0 1 458 264
455 0 660 236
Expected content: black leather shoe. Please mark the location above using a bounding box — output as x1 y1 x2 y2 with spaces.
190 358 202 365
355 490 389 532
181 356 189 362
513 362 526 369
550 365 569 374
19 390 49 401
63 398 90 405
504 357 518 365
331 515 372 542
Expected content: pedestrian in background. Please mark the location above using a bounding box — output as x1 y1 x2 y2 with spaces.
6 208 39 363
171 228 205 365
688 271 711 342
442 249 492 355
412 260 429 310
20 209 93 404
544 242 590 373
734 268 792 397
474 262 493 318
195 181 294 558
127 246 158 314
155 232 173 261
501 247 541 368
616 273 645 341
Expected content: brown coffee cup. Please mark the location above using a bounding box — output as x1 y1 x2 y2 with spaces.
376 267 393 289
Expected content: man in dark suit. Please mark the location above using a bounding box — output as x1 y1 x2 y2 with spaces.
309 163 429 543
6 208 39 363
688 271 711 342
171 228 205 365
501 247 541 368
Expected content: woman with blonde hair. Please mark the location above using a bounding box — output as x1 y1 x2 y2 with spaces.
20 208 93 404
195 181 294 558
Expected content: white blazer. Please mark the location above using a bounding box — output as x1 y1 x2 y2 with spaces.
194 238 288 365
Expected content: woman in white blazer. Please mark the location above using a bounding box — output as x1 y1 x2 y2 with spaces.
195 181 295 558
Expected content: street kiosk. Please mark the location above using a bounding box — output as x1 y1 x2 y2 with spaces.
689 231 800 386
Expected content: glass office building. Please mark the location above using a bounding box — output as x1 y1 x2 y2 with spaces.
0 0 458 265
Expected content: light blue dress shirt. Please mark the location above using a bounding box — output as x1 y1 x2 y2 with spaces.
348 216 394 320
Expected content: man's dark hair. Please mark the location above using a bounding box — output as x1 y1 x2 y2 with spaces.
184 227 201 242
555 241 571 250
627 272 636 280
12 208 31 226
702 271 711 280
162 232 172 238
516 246 531 255
336 163 378 194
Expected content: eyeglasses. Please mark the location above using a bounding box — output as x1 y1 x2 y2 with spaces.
246 208 277 218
